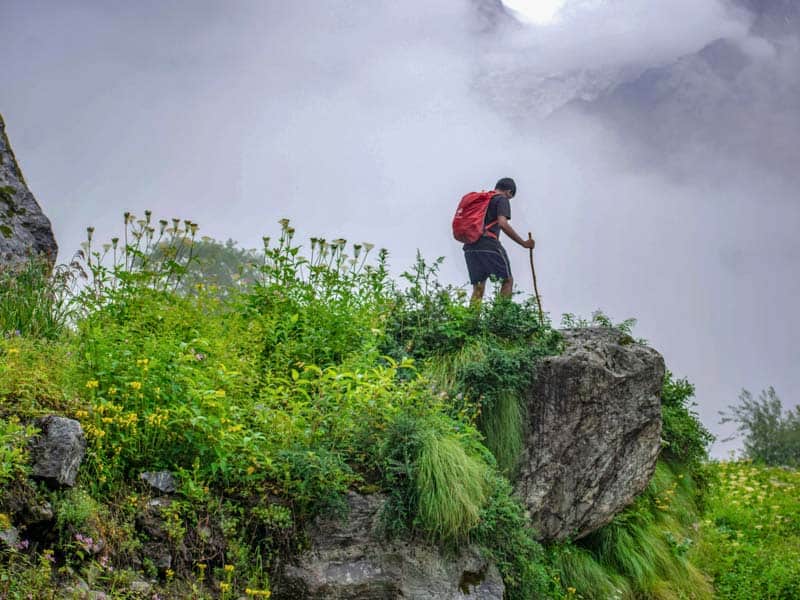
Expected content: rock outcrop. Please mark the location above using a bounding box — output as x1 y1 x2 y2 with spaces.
0 113 57 267
275 492 505 600
30 416 86 487
516 327 665 542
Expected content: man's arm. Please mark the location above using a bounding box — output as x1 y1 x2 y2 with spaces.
498 215 535 249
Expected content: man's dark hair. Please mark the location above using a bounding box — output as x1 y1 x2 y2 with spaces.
495 177 516 197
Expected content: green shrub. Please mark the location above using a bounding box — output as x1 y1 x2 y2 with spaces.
661 372 715 469
473 474 554 600
0 417 34 485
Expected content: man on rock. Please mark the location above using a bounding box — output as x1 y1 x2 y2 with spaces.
462 177 535 305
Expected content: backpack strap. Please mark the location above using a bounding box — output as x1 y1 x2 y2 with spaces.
482 192 500 238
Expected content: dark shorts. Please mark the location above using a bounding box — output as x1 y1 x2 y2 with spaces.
464 244 511 284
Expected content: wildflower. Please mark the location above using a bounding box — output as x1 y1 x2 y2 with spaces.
246 466 256 475
166 568 175 581
220 582 231 592
108 387 117 395
567 587 577 595
129 381 142 391
99 555 113 571
6 348 19 355
278 218 290 228
85 380 100 389
86 226 95 241
363 242 374 252
224 564 235 572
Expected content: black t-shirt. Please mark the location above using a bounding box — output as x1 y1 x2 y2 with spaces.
463 193 511 250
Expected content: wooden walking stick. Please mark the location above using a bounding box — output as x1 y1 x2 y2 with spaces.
528 232 544 325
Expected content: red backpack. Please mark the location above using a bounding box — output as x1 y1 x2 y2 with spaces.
452 191 498 244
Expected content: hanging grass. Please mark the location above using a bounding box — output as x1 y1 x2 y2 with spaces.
477 388 524 475
572 459 714 600
0 257 77 339
551 544 631 599
426 342 527 474
415 430 489 542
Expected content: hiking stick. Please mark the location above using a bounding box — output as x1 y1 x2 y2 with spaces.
528 232 544 325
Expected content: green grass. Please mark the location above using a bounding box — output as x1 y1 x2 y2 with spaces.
556 460 714 600
691 460 800 599
426 342 530 475
0 214 732 600
0 257 76 340
415 430 489 542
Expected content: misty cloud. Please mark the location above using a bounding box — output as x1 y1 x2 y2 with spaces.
1 0 797 457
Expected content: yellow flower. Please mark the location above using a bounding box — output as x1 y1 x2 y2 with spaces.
220 582 231 592
108 387 118 396
6 348 19 355
215 389 226 398
567 587 577 595
129 381 142 391
85 380 100 389
166 568 175 581
246 466 256 475
224 564 235 572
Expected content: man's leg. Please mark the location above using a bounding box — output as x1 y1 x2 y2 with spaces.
500 277 513 298
471 280 486 306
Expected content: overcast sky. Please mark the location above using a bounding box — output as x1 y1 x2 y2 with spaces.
1 0 798 458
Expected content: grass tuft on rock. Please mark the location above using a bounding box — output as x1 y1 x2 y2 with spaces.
415 431 489 542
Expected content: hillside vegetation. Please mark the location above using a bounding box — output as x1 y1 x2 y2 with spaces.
0 215 796 599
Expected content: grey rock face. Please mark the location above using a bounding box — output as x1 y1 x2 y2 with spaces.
516 328 665 542
0 113 57 267
30 416 86 487
276 492 504 600
140 471 177 494
136 498 178 571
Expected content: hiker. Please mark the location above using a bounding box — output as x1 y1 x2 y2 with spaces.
454 178 535 304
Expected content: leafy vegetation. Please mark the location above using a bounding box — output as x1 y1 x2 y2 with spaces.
721 387 800 467
0 212 777 599
692 460 800 598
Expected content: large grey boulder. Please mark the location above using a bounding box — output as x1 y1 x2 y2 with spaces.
0 113 57 268
30 416 86 487
276 492 504 600
516 327 664 542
